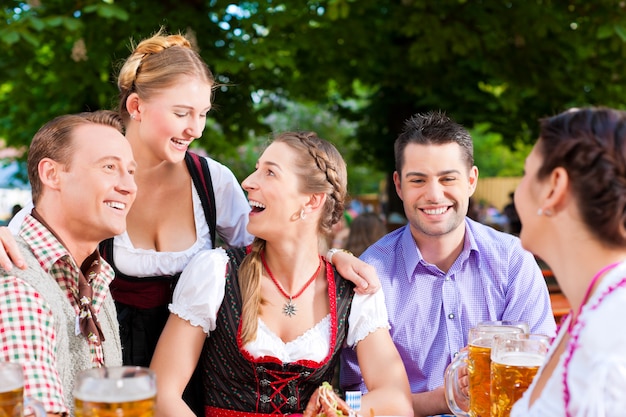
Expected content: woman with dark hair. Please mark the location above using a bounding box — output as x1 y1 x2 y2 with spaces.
511 107 626 416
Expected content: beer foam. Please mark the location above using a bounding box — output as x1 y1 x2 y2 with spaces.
74 377 156 402
496 352 544 367
0 369 22 391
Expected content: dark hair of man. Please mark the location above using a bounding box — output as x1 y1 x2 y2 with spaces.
27 110 124 204
394 110 474 174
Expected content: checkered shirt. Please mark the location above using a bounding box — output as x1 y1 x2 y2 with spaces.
0 214 115 414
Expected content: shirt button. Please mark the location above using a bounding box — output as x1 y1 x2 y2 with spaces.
445 276 450 281
448 313 455 319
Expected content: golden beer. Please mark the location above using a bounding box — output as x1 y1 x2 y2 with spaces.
74 366 156 417
490 352 543 417
0 386 23 417
74 396 155 417
445 325 525 417
467 343 492 417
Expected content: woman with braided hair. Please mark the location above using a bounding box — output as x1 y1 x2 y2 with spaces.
510 107 626 416
0 29 380 414
150 131 413 417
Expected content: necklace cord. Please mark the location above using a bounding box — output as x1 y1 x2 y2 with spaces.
260 252 322 300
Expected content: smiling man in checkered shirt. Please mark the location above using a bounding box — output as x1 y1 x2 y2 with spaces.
0 111 137 416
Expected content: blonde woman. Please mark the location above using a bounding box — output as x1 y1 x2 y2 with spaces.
151 132 413 417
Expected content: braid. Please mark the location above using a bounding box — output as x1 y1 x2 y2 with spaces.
239 238 266 345
296 132 347 235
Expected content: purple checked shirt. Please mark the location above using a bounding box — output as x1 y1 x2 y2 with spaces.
340 218 557 394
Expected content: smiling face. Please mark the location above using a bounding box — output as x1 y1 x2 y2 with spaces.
57 123 138 243
394 142 478 242
241 142 312 241
131 76 212 163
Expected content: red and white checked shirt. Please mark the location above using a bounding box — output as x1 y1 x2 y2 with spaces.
0 215 115 414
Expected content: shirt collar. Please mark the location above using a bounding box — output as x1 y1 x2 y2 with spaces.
400 219 481 282
19 213 76 274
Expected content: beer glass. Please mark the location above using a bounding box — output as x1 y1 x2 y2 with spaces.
0 362 46 417
73 366 156 417
477 321 529 334
444 325 525 417
490 334 550 417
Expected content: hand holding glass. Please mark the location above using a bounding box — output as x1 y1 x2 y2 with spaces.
444 324 525 417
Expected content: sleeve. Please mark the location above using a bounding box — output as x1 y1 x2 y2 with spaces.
206 157 254 247
169 248 229 334
503 244 557 338
0 276 67 415
7 201 32 234
346 289 391 348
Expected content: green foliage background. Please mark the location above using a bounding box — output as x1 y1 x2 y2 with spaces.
2 0 626 200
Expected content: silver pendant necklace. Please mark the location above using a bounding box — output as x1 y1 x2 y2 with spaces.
261 252 322 317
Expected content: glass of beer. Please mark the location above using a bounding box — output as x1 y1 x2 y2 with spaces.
490 333 550 417
0 362 46 417
477 321 529 334
73 366 156 417
444 324 525 417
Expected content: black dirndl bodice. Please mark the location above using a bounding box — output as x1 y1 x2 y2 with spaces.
201 247 355 415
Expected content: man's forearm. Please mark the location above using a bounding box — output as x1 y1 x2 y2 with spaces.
411 386 450 417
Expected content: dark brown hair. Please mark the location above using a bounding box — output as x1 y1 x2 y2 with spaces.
537 107 626 246
394 110 474 174
345 212 387 257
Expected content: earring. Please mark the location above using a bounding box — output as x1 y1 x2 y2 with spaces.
537 208 553 217
300 209 306 220
130 113 136 120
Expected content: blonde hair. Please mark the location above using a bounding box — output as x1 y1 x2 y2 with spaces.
238 132 348 344
116 28 215 122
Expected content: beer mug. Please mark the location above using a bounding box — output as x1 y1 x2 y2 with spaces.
477 321 529 334
73 366 156 417
490 333 550 417
444 324 525 417
0 362 46 417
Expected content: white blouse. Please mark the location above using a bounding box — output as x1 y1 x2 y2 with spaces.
113 185 212 276
8 157 253 277
112 157 252 277
511 260 626 417
169 248 391 363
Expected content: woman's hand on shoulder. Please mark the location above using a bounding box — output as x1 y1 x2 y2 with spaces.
329 249 380 294
0 227 26 271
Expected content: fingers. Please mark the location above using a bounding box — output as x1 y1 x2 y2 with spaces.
303 388 320 417
352 263 380 294
0 227 26 271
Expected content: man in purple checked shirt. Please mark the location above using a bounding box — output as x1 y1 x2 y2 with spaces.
340 111 556 417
